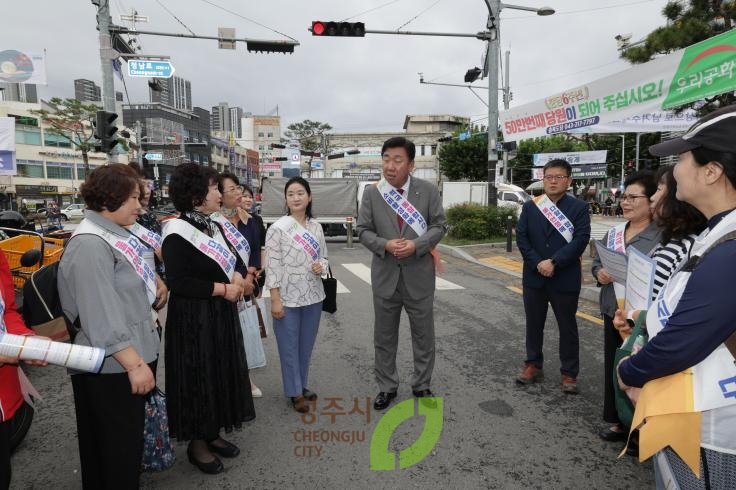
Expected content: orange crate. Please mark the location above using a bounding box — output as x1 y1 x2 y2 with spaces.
0 235 65 289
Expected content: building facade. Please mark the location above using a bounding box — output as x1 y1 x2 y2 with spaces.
122 103 210 198
304 114 469 184
0 101 123 210
149 76 192 111
74 79 101 102
238 115 281 171
0 83 38 103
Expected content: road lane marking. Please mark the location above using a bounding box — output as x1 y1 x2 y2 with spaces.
261 277 350 298
342 263 464 290
480 256 523 273
505 286 603 325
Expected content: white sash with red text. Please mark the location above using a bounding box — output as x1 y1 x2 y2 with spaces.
128 222 162 251
74 219 157 304
607 223 627 253
376 179 428 237
162 218 236 280
210 212 251 267
533 194 574 243
272 216 320 261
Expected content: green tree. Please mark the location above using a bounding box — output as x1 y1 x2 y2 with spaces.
438 134 487 181
30 97 101 179
284 119 332 174
621 0 736 111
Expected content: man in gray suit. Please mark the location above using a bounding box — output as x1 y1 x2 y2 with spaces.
357 137 447 410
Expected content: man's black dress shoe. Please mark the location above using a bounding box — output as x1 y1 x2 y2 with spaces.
373 391 397 410
302 388 318 401
412 389 437 408
187 446 224 474
207 438 240 458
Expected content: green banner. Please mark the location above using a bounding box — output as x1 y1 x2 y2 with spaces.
663 29 736 109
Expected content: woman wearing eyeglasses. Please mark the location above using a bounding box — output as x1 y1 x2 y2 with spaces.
216 172 266 398
591 170 661 451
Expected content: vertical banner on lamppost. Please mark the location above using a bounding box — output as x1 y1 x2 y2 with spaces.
0 117 17 176
501 29 736 142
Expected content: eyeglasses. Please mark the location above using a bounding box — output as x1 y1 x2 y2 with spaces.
620 194 648 203
382 155 408 164
543 175 569 182
224 185 244 194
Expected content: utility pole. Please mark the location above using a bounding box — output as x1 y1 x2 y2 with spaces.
96 0 118 163
135 120 142 167
485 0 500 204
501 49 511 185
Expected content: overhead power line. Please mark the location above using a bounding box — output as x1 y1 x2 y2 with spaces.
198 0 298 41
155 0 197 36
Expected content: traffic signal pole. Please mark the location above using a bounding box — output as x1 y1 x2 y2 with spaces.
96 0 118 163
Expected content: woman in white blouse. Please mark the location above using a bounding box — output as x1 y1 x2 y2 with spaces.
265 177 329 413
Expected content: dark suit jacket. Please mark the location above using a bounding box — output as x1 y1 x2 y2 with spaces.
356 177 446 301
516 193 591 292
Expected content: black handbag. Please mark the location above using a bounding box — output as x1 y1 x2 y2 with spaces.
321 265 337 314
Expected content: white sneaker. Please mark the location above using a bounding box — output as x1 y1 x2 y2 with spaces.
251 386 263 398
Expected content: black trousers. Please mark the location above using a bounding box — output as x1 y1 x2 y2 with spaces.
1 419 10 490
522 285 580 378
71 370 147 490
602 314 622 425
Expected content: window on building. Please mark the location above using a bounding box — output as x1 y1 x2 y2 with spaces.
15 128 42 145
431 145 437 155
258 145 264 151
17 160 45 178
258 132 264 137
44 133 72 148
46 163 73 180
267 132 273 138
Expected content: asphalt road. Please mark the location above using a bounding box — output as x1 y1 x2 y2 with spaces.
11 241 653 489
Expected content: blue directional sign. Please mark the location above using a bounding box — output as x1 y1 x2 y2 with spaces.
127 60 175 78
144 152 163 161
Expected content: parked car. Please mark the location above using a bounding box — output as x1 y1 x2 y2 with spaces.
60 203 84 220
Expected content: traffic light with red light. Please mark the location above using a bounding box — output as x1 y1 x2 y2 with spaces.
311 21 365 37
94 110 119 154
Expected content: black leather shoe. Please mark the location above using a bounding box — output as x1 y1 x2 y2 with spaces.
412 389 437 408
187 446 224 474
302 388 318 401
291 395 309 413
207 438 240 458
373 391 397 411
598 425 627 442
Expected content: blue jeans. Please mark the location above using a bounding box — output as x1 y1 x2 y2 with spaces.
273 302 322 397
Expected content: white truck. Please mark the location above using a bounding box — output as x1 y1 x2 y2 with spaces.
260 177 378 235
441 182 530 216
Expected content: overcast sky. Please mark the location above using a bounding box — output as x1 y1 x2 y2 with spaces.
3 0 669 133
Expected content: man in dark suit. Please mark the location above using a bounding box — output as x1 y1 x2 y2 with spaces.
357 137 447 410
516 159 591 394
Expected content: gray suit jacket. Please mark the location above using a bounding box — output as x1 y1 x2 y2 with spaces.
356 177 447 300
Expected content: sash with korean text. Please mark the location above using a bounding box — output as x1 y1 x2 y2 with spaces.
74 219 157 304
273 216 320 261
533 194 574 243
0 288 5 334
128 222 162 251
210 212 251 267
162 218 236 280
607 223 627 252
376 180 428 237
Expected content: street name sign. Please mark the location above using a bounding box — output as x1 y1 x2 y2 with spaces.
144 152 163 161
127 60 175 78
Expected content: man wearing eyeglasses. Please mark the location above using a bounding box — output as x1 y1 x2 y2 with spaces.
516 159 591 394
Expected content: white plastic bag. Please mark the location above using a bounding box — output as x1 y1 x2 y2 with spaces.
238 300 266 369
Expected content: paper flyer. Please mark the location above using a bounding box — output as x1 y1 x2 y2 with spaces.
0 333 105 373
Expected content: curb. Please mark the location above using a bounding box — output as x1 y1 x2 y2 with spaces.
437 243 600 304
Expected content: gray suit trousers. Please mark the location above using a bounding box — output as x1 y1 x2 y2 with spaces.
373 272 435 393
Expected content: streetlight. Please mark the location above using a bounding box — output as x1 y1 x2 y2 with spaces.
483 0 554 205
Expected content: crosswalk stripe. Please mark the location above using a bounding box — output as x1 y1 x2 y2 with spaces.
261 277 350 298
342 263 464 290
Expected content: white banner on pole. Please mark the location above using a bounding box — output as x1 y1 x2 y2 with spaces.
501 30 736 142
532 150 608 167
0 118 17 176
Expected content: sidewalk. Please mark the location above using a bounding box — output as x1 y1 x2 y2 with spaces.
439 215 627 304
